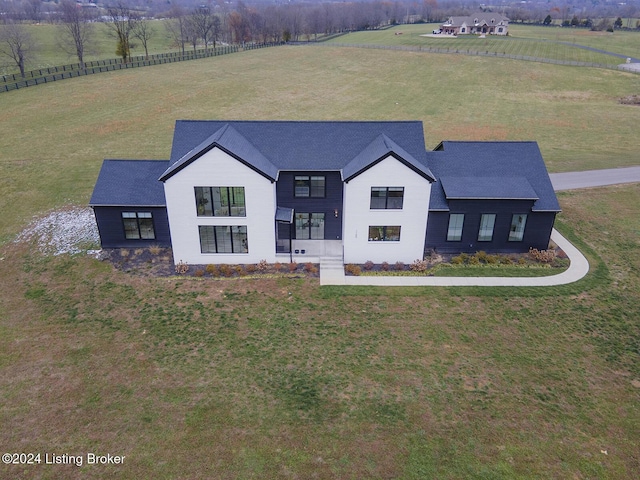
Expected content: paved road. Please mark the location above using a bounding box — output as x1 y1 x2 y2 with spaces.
550 166 640 191
558 41 640 64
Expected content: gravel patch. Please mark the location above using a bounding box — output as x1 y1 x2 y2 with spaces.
15 206 100 256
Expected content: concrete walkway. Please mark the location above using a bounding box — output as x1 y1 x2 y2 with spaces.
320 165 640 287
319 229 589 287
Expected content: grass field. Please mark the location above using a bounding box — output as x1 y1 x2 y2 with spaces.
0 22 179 75
0 37 639 479
328 23 640 65
1 45 639 243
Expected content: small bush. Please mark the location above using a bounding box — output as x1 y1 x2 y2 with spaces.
518 257 527 266
469 255 480 265
499 255 514 265
288 262 298 273
257 259 269 272
475 250 488 263
205 264 218 276
219 264 233 277
235 265 246 276
394 261 405 271
304 262 318 274
274 262 282 272
410 259 428 272
381 261 390 271
148 244 162 255
345 264 361 276
175 260 189 274
134 248 144 256
486 254 499 265
120 249 130 258
451 255 465 265
364 260 374 271
529 247 556 263
245 264 258 273
194 269 205 277
451 253 469 265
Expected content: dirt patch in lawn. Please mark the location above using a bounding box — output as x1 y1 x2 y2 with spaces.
619 95 640 105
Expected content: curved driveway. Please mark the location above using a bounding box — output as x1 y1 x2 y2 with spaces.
320 166 640 286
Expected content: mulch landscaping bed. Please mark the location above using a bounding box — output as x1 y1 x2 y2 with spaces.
101 248 320 278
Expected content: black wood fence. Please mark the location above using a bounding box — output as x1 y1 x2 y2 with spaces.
0 43 277 93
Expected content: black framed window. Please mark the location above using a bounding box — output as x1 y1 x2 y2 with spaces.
478 214 496 242
370 187 404 209
195 187 246 217
122 212 155 240
508 214 527 242
199 226 248 253
295 213 325 240
294 176 325 198
447 214 464 241
368 226 401 242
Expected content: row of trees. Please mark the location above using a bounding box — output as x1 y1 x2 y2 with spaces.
2 0 639 77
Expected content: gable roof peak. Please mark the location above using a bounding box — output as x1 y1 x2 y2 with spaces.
343 133 435 182
159 122 278 182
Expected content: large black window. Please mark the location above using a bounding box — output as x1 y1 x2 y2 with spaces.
294 176 325 198
478 214 496 242
195 187 246 217
199 226 248 253
368 226 401 242
370 187 404 209
447 214 464 241
295 213 325 240
122 212 155 240
508 214 527 242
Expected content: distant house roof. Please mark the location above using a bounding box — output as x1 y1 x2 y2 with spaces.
428 141 560 212
90 159 169 207
162 120 434 182
444 12 509 27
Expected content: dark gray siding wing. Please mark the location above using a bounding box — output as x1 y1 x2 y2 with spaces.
93 206 171 248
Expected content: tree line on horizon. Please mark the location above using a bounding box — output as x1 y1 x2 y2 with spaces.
1 0 639 78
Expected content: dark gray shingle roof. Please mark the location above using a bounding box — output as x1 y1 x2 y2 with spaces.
440 176 539 200
90 159 168 206
429 141 560 212
343 134 435 182
160 124 278 182
164 120 431 180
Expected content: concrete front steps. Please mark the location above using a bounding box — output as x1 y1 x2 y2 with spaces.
319 256 346 285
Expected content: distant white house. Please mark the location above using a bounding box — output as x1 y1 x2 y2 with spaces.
440 13 509 36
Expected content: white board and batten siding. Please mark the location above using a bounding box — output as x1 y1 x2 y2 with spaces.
163 147 277 265
343 155 432 264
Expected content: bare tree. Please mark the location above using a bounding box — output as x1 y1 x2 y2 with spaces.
183 15 199 52
0 22 34 78
190 5 221 48
304 8 323 41
104 1 139 62
23 0 42 23
262 6 285 43
164 6 188 55
58 0 94 67
133 18 154 59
